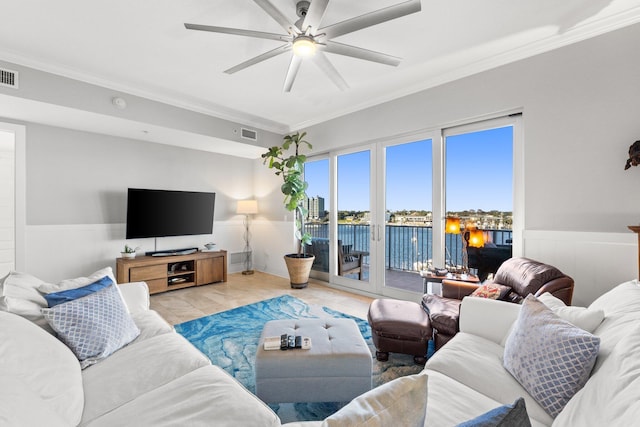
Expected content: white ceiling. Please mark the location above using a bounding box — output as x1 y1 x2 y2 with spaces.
1 0 640 136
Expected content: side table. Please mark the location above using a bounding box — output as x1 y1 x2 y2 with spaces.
419 271 480 295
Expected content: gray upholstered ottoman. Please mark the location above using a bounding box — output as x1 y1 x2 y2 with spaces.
255 318 372 403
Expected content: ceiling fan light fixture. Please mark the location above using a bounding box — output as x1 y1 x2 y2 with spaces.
292 35 316 57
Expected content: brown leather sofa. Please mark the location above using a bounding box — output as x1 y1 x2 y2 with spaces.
422 257 574 350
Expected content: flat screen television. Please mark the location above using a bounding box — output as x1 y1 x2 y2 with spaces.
125 188 215 239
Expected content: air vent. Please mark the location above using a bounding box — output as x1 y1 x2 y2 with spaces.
241 128 257 141
0 68 18 89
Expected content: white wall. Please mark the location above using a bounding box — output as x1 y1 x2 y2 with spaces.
16 123 255 282
258 23 640 304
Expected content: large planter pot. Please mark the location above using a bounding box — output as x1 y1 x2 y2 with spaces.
284 254 315 289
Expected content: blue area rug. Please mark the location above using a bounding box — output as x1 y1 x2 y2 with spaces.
175 294 429 423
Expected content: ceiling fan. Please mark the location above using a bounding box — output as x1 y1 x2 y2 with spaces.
185 0 421 92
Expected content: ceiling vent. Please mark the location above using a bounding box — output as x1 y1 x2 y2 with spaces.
241 128 257 141
0 68 18 89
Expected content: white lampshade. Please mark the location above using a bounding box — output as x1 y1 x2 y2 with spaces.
237 199 258 215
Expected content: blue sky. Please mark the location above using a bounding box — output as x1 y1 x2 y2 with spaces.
305 126 513 212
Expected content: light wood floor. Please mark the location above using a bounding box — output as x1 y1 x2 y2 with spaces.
150 271 374 326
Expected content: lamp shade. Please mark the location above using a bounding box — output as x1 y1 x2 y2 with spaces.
237 200 258 215
468 229 485 248
445 217 461 234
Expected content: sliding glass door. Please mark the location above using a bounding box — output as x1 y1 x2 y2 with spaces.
443 118 518 279
332 148 375 291
304 114 522 297
381 137 433 294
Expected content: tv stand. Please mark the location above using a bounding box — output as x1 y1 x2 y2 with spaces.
116 250 227 294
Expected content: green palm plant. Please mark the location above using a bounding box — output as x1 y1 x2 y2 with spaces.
261 131 312 257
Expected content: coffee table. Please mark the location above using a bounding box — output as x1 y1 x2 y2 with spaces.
255 318 372 403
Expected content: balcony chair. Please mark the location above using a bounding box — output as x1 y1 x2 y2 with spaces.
307 238 364 279
422 257 574 351
338 240 364 280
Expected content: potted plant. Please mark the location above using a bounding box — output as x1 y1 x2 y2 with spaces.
262 131 315 288
121 244 137 259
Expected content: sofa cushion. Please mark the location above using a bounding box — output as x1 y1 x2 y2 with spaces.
422 370 537 427
80 332 211 424
537 292 604 333
422 294 460 335
426 331 551 425
0 375 69 427
0 310 84 425
82 365 281 427
321 372 428 427
42 283 140 368
0 271 51 330
456 397 531 427
503 295 600 418
131 309 174 341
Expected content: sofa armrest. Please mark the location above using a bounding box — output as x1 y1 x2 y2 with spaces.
118 281 150 314
459 297 521 345
441 279 480 299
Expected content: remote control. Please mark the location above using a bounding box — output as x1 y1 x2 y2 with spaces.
280 334 288 350
301 337 312 350
288 335 296 349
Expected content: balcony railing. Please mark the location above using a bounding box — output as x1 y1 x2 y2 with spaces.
305 223 512 272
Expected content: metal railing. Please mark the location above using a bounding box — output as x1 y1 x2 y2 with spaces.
305 223 512 272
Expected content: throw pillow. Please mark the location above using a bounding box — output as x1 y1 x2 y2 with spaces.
38 266 117 294
537 292 604 333
503 295 600 418
470 283 511 300
0 271 51 330
44 275 114 307
456 398 531 427
322 372 428 427
42 283 140 368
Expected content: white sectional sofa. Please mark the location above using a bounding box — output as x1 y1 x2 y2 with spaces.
421 279 640 426
1 267 639 426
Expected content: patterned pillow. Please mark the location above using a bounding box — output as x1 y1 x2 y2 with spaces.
470 283 511 300
503 295 600 418
41 284 140 368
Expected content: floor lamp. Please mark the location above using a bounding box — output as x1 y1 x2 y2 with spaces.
237 200 258 275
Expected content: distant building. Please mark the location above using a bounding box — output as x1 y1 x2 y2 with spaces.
308 196 325 220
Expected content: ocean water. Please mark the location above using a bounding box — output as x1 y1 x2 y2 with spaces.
306 223 512 271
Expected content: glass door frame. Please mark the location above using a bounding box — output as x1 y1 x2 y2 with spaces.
330 143 378 293
374 130 439 299
440 115 523 261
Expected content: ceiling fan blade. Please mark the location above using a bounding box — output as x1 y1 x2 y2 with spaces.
301 0 329 34
313 51 349 91
283 56 303 92
321 0 421 39
224 44 291 74
322 41 401 66
185 23 288 42
253 0 298 34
